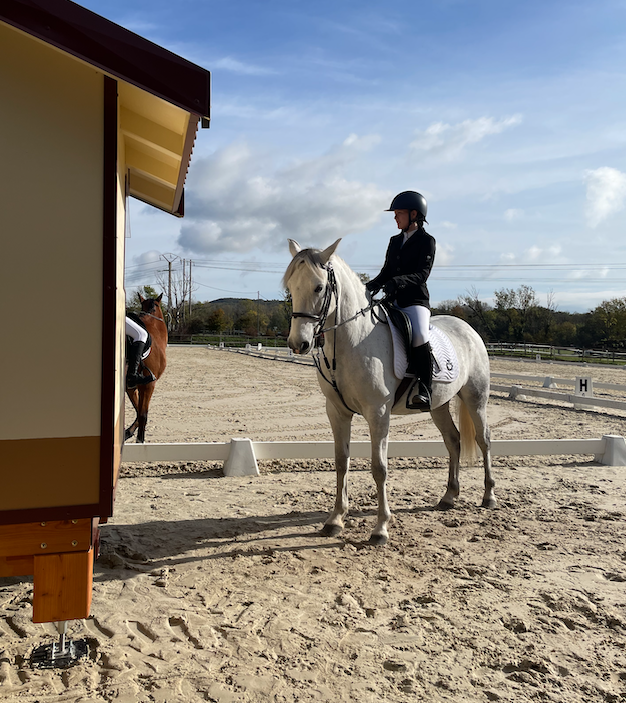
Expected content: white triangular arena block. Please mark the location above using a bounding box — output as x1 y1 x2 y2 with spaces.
596 435 626 466
223 437 259 477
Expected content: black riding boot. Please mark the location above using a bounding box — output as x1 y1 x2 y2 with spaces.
407 343 433 410
126 341 155 389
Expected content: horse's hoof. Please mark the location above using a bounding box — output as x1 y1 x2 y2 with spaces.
124 430 133 441
481 498 497 509
436 500 454 511
320 524 342 537
367 533 388 547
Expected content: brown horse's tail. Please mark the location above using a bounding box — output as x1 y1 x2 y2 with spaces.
458 397 478 465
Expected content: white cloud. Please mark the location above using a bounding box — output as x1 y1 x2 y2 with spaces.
568 267 610 280
438 221 458 230
498 244 562 264
178 138 390 255
584 167 626 227
410 115 522 161
435 242 454 266
132 250 162 266
213 57 276 75
504 208 523 221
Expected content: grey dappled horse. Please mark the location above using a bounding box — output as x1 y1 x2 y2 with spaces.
283 239 496 546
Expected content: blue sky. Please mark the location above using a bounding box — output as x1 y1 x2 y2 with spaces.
83 0 626 312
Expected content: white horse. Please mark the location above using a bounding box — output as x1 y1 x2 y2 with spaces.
283 238 496 546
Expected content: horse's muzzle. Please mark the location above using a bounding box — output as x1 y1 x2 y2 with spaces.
288 339 311 355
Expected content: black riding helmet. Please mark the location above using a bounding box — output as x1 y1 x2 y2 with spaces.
386 191 428 224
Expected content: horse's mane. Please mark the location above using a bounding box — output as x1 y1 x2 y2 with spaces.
282 248 364 291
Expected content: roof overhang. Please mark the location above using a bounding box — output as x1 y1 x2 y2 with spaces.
1 0 211 216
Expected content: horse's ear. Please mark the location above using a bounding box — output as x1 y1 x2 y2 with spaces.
156 293 163 302
288 239 301 257
319 238 342 266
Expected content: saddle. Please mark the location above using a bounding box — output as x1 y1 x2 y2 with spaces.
379 301 459 409
125 312 152 360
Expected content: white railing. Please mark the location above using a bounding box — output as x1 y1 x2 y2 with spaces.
490 372 626 392
490 384 626 411
122 435 626 473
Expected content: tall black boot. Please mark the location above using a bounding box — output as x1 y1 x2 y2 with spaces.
126 341 155 389
407 343 433 410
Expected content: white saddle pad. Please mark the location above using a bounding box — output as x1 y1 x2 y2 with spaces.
387 314 459 383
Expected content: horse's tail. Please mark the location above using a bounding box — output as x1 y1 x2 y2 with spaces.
458 397 478 465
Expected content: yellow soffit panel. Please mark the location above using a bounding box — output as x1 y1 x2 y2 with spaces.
119 82 192 213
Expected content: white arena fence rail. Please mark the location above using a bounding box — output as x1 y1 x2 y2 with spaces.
491 372 626 392
491 385 626 412
131 345 626 473
207 344 626 410
122 435 626 474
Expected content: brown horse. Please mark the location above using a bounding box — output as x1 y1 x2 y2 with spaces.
125 294 168 443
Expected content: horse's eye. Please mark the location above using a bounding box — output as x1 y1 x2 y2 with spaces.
315 284 323 293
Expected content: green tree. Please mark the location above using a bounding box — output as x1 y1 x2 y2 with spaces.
206 307 232 333
126 285 160 312
586 297 626 349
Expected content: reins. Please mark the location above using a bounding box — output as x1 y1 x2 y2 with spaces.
140 310 166 324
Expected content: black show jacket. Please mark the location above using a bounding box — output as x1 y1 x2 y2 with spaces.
368 228 436 308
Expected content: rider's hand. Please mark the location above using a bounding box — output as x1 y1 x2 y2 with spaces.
365 281 380 295
383 279 398 297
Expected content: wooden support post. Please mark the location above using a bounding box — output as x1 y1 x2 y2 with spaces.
33 549 94 623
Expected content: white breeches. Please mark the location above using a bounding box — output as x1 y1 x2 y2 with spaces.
125 316 148 344
397 304 430 347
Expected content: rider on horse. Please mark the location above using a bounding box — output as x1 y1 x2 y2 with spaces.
365 190 436 410
125 315 156 389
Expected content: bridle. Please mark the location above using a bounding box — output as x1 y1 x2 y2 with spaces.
139 310 167 325
289 262 385 415
140 304 167 325
290 264 338 341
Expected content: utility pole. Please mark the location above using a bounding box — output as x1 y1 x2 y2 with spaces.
161 253 179 331
189 260 192 318
182 259 186 325
257 291 260 339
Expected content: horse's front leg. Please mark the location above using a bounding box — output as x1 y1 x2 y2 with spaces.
136 383 155 443
320 398 353 538
125 387 139 441
366 408 391 546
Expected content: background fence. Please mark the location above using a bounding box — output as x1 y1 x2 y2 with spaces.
169 336 626 365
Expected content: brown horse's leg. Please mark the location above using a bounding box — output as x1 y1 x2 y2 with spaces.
136 382 155 443
125 387 140 441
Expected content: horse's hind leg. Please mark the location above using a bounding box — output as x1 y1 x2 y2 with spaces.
321 399 353 538
459 389 496 509
430 402 461 509
125 388 139 441
136 383 155 444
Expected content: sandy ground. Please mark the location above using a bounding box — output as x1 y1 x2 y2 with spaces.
1 347 626 702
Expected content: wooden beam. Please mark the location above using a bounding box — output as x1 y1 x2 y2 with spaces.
0 519 92 557
0 555 34 577
33 549 93 623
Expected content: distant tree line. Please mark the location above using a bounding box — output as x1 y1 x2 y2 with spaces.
128 283 626 350
434 285 626 350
